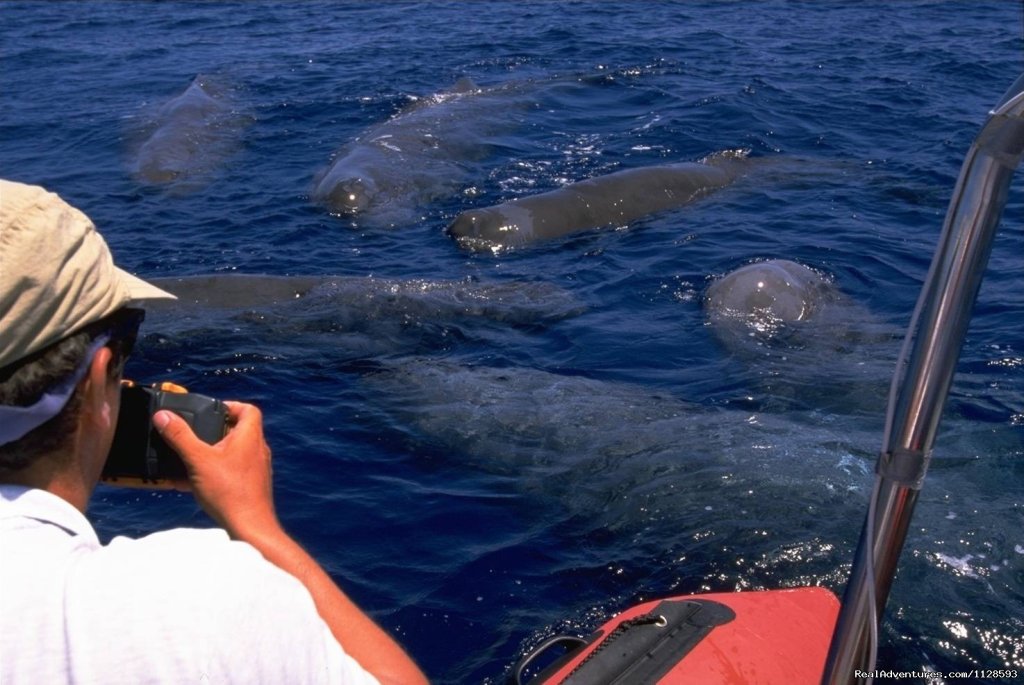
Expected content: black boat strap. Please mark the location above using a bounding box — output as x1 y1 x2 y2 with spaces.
518 598 736 685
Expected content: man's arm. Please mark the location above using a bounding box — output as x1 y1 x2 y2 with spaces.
155 402 428 685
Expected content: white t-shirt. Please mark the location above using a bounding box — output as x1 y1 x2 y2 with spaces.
0 485 380 685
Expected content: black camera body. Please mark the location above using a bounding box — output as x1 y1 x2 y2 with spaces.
103 383 227 486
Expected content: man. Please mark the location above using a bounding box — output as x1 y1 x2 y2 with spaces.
0 179 428 684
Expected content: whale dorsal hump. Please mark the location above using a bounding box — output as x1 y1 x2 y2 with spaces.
450 77 479 94
700 148 751 166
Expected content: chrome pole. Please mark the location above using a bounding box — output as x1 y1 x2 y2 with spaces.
822 75 1024 685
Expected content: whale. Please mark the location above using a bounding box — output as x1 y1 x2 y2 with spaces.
356 357 883 535
356 355 1022 661
130 75 248 190
704 259 840 333
312 78 526 228
148 273 584 323
142 273 585 362
703 259 901 412
446 149 752 253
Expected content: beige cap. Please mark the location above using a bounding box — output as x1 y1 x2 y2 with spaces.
0 179 175 370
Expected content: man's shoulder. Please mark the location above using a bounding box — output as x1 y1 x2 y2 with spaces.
99 527 302 600
107 525 239 561
71 528 339 668
0 520 359 684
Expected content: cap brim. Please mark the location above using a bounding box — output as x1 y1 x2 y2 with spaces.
116 267 178 303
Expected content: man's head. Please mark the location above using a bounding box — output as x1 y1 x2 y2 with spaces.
0 179 175 477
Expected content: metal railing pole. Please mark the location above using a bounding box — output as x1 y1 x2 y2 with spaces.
821 75 1024 685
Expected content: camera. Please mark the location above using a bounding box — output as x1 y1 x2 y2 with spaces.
102 382 228 487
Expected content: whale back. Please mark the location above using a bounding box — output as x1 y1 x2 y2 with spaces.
131 75 247 189
449 150 751 252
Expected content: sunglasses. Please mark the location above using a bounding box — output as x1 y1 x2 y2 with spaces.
106 308 146 359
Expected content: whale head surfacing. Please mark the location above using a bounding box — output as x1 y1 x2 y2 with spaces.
323 176 376 213
315 175 379 215
705 259 837 337
447 204 536 252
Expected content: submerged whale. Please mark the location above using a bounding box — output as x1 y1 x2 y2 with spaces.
356 355 1020 653
130 75 247 190
148 273 584 323
143 273 585 361
447 149 752 253
356 357 881 533
312 78 526 228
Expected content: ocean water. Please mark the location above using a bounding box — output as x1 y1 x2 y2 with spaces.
2 1 1022 682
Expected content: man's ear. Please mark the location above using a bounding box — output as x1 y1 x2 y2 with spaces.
81 345 119 431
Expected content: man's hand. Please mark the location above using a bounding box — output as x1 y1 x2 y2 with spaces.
154 401 279 539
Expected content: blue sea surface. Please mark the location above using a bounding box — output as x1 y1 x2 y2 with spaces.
2 1 1022 682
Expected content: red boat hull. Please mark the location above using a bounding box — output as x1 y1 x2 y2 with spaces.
530 587 840 684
